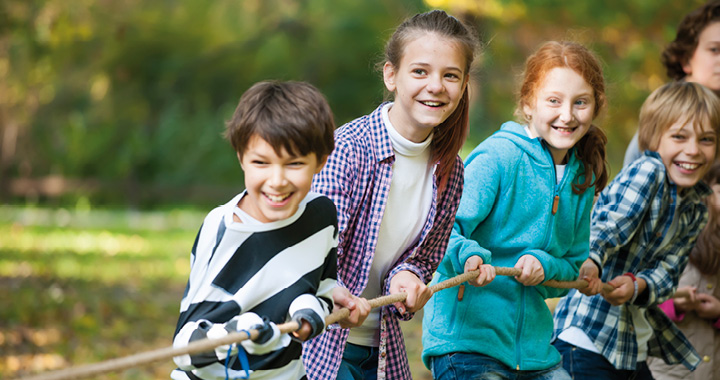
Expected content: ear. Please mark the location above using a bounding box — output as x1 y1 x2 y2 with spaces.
522 103 532 120
383 62 397 92
682 60 692 76
315 155 329 174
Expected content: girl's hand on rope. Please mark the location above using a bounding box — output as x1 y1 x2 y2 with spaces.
389 270 432 315
578 258 603 296
673 286 698 313
332 287 371 328
463 255 496 287
514 255 545 286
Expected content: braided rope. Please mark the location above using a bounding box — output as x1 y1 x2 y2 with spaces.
13 267 624 380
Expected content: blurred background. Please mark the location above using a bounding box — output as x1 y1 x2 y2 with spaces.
0 0 708 378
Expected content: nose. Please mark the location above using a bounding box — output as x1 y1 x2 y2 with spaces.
426 74 444 94
685 139 700 156
559 104 573 124
268 165 288 187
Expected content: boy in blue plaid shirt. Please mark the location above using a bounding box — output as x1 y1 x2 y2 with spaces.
552 81 720 380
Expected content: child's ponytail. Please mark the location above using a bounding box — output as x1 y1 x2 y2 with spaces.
573 124 608 195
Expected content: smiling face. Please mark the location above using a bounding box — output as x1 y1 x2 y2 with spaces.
656 119 717 188
684 21 720 92
238 135 326 223
523 67 595 164
383 32 469 143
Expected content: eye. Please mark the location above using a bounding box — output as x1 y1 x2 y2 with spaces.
711 47 720 54
574 99 588 106
412 68 426 76
548 98 560 105
670 133 687 141
444 72 461 81
251 160 268 165
701 135 717 144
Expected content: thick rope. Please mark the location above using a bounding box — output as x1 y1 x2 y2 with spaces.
15 266 667 380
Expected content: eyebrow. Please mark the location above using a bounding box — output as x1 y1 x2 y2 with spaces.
409 62 463 72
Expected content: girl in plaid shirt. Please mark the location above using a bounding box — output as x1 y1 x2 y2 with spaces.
302 9 480 380
553 82 720 380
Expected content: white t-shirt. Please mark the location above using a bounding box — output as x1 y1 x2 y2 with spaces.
347 103 434 347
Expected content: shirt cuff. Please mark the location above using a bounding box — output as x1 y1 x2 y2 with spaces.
658 299 685 322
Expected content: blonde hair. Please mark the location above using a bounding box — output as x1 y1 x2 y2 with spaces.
638 81 720 152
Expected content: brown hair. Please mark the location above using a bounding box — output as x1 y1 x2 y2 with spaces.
637 81 720 153
383 10 480 193
516 41 609 194
225 81 335 160
662 0 720 81
690 161 720 275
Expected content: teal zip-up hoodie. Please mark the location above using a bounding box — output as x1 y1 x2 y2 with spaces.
422 121 594 371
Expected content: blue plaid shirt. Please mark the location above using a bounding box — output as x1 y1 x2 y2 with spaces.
302 103 464 380
553 151 711 370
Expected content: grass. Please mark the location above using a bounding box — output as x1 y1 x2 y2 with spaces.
0 206 433 379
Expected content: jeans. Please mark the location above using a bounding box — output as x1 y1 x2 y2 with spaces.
430 352 571 380
337 343 379 380
553 340 654 380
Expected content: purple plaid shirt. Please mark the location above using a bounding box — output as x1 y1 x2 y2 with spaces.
302 103 464 380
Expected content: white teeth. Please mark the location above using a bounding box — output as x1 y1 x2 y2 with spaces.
266 193 290 202
678 163 700 170
422 101 442 107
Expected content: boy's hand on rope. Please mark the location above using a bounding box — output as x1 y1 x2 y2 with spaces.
463 255 496 287
578 258 603 296
291 320 313 341
332 287 371 328
389 270 432 315
514 255 545 286
603 274 645 306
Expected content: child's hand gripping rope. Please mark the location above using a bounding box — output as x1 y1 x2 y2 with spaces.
14 265 660 380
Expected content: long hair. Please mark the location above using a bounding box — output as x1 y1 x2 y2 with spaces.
383 10 480 193
516 41 609 194
662 0 720 81
690 161 720 275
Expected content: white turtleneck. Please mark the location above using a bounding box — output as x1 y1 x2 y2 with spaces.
347 103 435 347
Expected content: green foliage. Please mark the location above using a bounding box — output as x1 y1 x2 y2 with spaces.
0 206 200 378
0 0 711 206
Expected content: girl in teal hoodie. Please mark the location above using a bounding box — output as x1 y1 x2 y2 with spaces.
422 41 610 379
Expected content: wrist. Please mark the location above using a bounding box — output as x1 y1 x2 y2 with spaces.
624 272 639 304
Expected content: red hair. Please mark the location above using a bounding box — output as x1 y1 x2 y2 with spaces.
517 41 609 194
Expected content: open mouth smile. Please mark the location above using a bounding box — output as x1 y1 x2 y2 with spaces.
551 125 577 133
264 192 291 203
420 100 446 108
675 162 701 171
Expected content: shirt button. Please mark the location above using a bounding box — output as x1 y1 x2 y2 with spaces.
707 284 713 290
656 232 662 238
381 351 386 358
704 355 711 362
